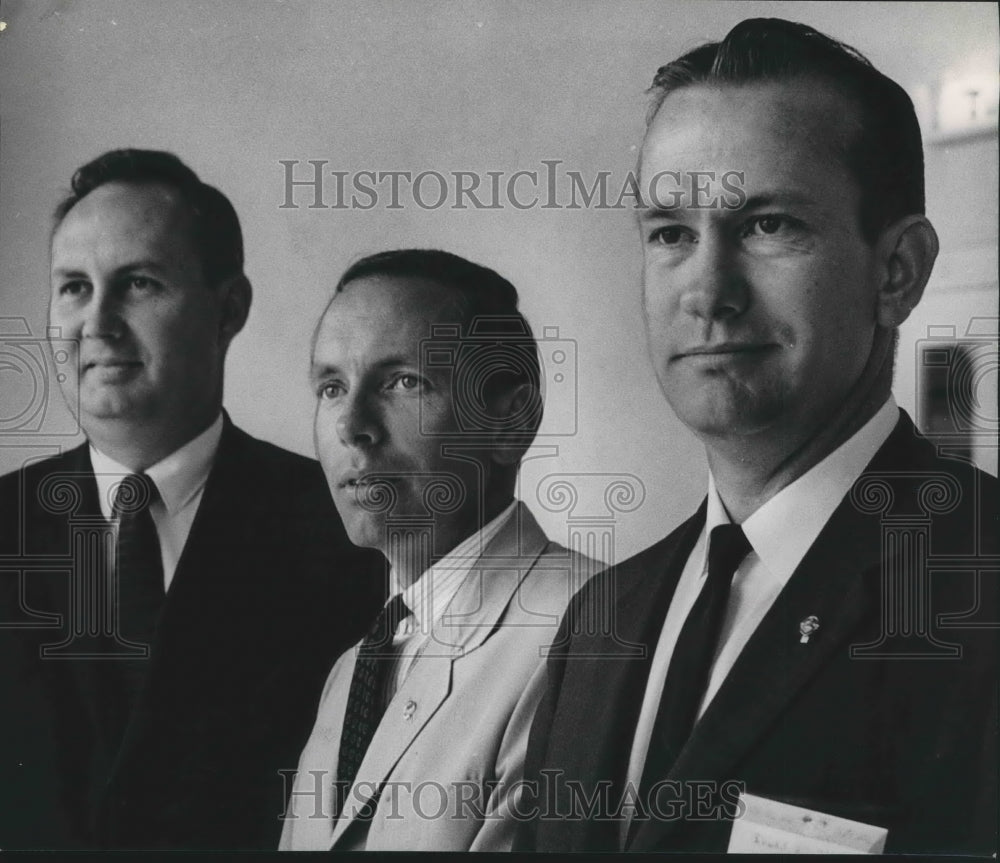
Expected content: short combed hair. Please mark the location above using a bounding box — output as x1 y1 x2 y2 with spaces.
334 248 544 441
647 18 925 242
53 148 244 287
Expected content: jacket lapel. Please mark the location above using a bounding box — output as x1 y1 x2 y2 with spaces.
26 445 130 838
165 412 241 596
58 444 113 713
36 444 106 697
543 504 704 851
330 502 550 846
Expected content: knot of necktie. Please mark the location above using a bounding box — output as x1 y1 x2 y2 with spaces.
705 523 752 587
112 473 159 518
360 592 411 656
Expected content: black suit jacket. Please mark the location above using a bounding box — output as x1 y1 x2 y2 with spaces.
0 416 385 849
517 413 997 854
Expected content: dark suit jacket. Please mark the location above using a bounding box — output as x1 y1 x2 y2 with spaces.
0 416 385 849
517 412 997 855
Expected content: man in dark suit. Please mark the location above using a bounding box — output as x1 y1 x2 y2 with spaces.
0 149 383 849
517 19 997 855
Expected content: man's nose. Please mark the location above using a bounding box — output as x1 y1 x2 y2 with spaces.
80 284 125 339
677 238 749 322
335 391 382 448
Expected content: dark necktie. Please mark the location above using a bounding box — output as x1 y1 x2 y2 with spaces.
103 472 165 749
335 593 410 817
113 473 165 653
639 524 752 793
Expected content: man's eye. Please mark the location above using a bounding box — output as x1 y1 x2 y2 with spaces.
390 374 423 392
745 215 792 236
58 280 90 297
317 382 344 400
648 225 692 246
128 276 159 290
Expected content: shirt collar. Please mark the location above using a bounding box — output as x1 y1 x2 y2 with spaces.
696 476 734 578
702 397 899 585
90 412 224 520
394 499 519 632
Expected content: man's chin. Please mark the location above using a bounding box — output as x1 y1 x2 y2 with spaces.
670 396 783 441
74 390 168 441
338 511 387 552
78 378 149 414
78 395 143 423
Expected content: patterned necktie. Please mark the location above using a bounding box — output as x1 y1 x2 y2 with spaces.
335 593 410 817
639 524 752 793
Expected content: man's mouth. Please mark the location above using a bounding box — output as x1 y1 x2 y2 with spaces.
674 343 777 360
83 358 142 371
336 473 400 513
339 473 380 491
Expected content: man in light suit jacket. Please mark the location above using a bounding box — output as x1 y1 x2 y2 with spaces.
517 19 997 855
279 249 596 851
0 149 383 849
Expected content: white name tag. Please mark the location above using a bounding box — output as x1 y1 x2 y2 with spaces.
728 792 887 854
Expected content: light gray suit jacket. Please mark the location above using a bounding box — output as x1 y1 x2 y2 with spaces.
278 502 596 851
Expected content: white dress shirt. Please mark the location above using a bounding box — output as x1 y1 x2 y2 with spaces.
383 499 519 698
621 398 899 842
90 413 224 590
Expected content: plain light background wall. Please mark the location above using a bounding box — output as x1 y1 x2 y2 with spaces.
1 0 997 562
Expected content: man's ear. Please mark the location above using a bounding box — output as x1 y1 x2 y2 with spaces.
217 273 252 347
873 215 939 329
488 382 540 466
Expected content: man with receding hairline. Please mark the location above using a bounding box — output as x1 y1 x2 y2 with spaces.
0 149 382 849
518 19 997 854
279 249 596 851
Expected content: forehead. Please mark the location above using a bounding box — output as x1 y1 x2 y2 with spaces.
51 181 196 265
640 80 860 197
313 275 463 366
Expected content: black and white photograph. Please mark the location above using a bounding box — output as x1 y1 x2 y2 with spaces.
0 0 996 855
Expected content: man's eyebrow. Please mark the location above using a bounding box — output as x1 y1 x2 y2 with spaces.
309 361 339 381
115 260 171 275
50 266 89 279
51 260 171 278
636 205 682 223
636 192 818 222
739 192 816 210
309 356 416 380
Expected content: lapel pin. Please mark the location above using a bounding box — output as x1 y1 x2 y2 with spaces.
799 615 820 643
403 699 417 721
